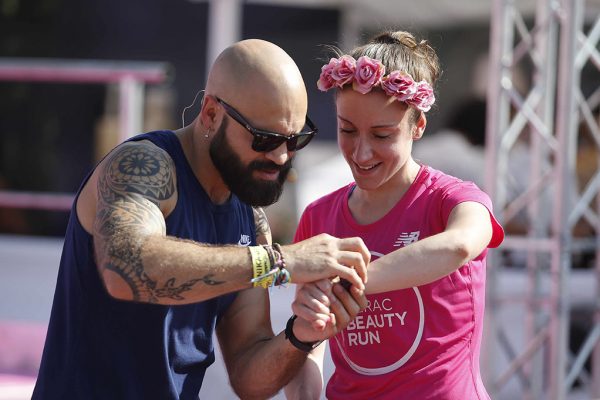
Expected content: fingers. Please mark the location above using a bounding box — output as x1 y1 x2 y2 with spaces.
292 281 335 331
292 280 368 341
338 237 370 284
331 284 360 317
327 282 366 332
349 285 368 310
292 312 328 342
314 279 334 295
334 267 364 291
282 234 370 287
332 252 369 291
291 303 330 331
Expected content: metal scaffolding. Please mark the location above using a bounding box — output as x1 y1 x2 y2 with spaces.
485 0 600 399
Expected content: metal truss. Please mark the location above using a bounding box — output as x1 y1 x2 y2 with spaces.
485 0 600 398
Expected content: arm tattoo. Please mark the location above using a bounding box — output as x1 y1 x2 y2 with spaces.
99 143 175 206
94 142 222 303
253 207 272 245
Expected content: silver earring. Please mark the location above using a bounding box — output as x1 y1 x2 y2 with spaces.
204 128 211 138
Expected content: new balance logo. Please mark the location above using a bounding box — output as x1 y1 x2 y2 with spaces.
393 231 420 247
238 234 251 246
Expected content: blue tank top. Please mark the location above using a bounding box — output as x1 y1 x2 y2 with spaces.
33 131 256 399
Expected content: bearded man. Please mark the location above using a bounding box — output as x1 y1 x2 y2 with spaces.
32 39 369 400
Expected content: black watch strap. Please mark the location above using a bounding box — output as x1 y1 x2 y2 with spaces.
284 315 322 352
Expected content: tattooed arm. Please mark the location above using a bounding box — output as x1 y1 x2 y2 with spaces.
252 206 271 246
92 141 253 305
91 141 370 305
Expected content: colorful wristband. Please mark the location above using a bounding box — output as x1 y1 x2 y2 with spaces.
249 244 291 288
249 245 273 288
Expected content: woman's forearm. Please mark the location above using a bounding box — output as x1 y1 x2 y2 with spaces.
366 229 481 294
284 343 326 400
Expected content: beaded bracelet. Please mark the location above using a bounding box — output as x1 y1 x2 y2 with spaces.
272 243 291 286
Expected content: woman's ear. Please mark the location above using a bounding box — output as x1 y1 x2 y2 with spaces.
412 112 427 140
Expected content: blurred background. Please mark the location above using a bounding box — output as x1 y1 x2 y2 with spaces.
0 0 599 399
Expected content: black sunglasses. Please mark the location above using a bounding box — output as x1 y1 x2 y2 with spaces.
215 97 318 152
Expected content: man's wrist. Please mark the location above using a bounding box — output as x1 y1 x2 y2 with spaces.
284 315 322 352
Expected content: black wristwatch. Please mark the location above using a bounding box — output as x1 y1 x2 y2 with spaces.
285 315 323 352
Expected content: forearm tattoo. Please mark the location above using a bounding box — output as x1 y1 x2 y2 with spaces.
253 207 272 245
94 142 221 303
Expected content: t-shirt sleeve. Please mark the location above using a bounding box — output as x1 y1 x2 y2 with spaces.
293 208 312 244
440 181 505 248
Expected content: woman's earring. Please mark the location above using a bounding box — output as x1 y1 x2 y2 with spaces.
205 128 211 138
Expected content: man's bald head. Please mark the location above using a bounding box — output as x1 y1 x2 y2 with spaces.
205 39 308 119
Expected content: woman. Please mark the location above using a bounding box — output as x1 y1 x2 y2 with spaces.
285 30 504 399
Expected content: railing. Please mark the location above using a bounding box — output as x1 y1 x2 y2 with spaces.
0 58 172 211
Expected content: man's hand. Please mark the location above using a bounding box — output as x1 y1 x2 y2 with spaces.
290 279 368 343
282 234 370 290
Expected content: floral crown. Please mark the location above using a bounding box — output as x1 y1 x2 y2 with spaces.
317 55 435 112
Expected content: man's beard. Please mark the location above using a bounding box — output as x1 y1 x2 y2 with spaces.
209 118 292 206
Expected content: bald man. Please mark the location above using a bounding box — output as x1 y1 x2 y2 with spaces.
32 39 369 399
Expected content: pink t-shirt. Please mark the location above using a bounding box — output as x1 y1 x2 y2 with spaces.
294 165 504 400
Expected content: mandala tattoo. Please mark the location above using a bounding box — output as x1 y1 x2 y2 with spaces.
100 143 175 205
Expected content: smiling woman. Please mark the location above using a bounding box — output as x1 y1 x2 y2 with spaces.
285 30 504 400
335 89 421 206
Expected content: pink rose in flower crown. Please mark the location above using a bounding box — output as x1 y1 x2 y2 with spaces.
331 55 356 87
381 71 417 101
352 56 385 94
406 81 435 112
317 58 340 91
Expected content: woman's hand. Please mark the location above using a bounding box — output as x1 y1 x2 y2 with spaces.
291 279 368 343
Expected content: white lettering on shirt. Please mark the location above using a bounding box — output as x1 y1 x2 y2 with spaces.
366 298 393 312
345 298 408 346
348 331 381 346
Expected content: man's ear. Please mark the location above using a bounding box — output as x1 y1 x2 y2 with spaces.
412 112 427 140
199 95 220 130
